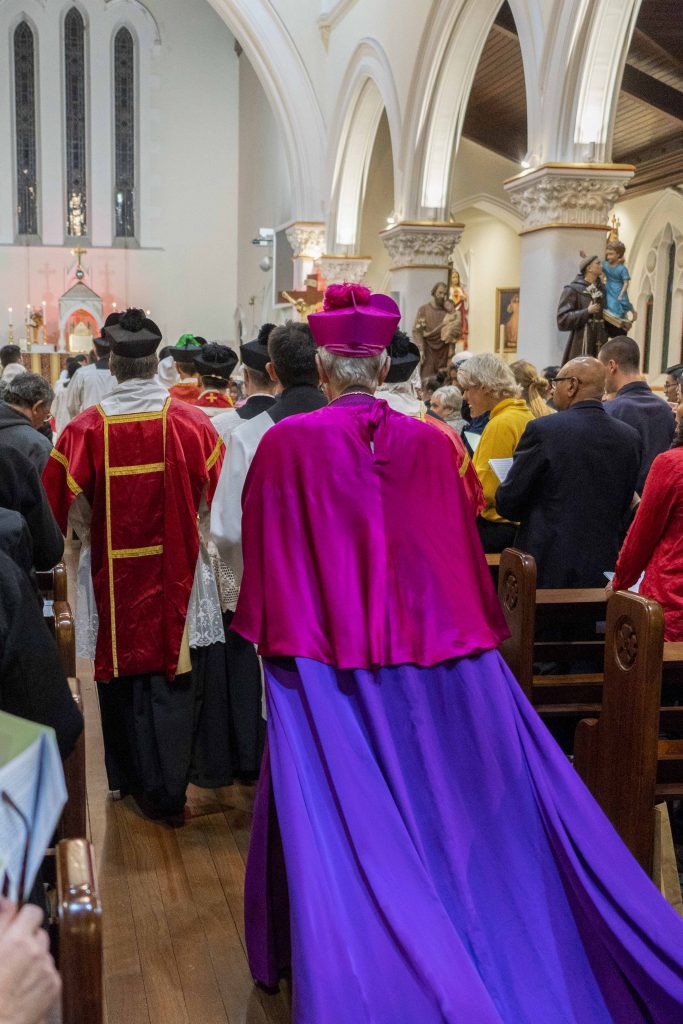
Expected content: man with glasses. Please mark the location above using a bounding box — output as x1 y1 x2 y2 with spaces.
496 356 642 587
664 362 683 411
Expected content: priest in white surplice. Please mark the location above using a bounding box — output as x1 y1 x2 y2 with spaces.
211 324 278 445
66 313 120 418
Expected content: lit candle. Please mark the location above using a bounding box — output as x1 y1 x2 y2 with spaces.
7 307 12 324
146 310 151 316
112 301 117 311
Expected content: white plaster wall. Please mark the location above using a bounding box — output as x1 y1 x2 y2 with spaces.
0 0 239 347
453 206 521 355
236 54 293 336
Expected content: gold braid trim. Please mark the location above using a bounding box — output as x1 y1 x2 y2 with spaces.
206 437 224 471
49 449 82 497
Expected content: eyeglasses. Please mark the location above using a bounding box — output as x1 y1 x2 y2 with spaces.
1 791 30 906
550 376 580 388
664 380 680 391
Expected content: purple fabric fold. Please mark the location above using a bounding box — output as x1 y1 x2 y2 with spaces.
245 652 683 1024
233 396 508 668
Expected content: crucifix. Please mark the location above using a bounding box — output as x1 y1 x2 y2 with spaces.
71 245 87 281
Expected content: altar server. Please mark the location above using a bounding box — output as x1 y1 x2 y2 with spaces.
43 308 225 822
167 334 204 404
239 283 683 1024
194 343 238 418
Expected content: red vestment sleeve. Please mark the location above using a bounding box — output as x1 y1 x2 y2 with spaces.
612 455 672 590
42 412 100 532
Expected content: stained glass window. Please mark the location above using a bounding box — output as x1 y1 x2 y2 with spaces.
14 22 38 237
114 27 135 238
64 8 87 237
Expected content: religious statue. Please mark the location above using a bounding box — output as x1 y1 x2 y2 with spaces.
440 271 469 356
557 253 607 363
25 307 44 348
281 291 324 321
68 193 85 237
413 281 452 382
601 238 637 337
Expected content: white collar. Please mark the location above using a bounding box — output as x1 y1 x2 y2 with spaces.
99 377 169 416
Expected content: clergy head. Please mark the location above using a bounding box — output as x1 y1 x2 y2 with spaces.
3 372 54 430
240 323 278 396
267 321 319 390
93 311 121 359
384 329 420 385
308 284 400 401
106 307 162 382
171 334 204 379
194 343 238 394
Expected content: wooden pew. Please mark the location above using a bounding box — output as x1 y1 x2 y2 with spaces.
58 678 87 841
55 838 103 1024
574 591 664 873
36 561 68 602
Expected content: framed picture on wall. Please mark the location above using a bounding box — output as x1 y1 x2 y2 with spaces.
496 288 520 354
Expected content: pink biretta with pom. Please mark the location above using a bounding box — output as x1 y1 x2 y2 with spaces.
308 283 400 356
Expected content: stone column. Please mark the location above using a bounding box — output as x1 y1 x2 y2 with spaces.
284 222 326 291
316 255 371 285
379 221 464 334
504 163 634 368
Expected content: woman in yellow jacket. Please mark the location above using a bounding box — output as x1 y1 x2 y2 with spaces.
457 354 533 552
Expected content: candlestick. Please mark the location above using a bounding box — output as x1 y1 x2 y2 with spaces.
7 307 12 326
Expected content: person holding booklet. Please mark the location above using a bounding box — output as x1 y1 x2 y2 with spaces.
496 356 642 587
456 353 533 552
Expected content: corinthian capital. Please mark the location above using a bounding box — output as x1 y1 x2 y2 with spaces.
379 221 464 271
285 222 326 260
316 255 371 285
504 163 635 232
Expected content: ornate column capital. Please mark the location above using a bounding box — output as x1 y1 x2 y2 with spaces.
284 222 326 260
504 163 635 234
316 255 371 285
379 221 464 271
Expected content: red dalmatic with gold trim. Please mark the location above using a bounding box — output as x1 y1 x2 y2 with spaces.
195 390 233 410
43 398 223 681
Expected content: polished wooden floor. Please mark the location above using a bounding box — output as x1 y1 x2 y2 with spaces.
69 548 291 1024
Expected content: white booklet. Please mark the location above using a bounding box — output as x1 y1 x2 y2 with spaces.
0 712 66 901
463 431 481 452
489 457 514 483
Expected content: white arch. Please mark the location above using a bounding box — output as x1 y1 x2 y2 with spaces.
562 0 643 162
327 39 400 252
401 0 542 219
204 0 325 221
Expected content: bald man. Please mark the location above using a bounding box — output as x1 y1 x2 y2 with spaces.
496 356 642 587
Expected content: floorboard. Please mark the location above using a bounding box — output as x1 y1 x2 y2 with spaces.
66 543 291 1024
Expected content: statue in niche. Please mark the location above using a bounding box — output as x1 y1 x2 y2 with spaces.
413 281 452 382
440 270 469 355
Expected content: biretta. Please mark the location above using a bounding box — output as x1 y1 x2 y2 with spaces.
194 342 238 380
240 323 274 373
308 284 400 356
105 308 162 357
384 329 420 383
93 311 121 350
171 333 204 362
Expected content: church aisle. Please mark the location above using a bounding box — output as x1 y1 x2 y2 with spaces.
68 546 291 1024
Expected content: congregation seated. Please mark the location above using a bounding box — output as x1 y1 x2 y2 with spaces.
456 352 533 552
429 385 467 432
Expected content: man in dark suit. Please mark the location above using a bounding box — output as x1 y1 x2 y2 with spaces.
598 336 675 494
496 356 641 588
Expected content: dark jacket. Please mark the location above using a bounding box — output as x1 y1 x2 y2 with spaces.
268 384 327 424
0 508 33 578
0 550 83 758
0 400 53 471
237 394 277 420
604 381 676 494
495 401 641 587
557 274 607 363
0 446 64 570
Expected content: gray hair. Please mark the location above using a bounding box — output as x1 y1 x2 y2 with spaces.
4 371 53 408
457 353 520 400
110 353 158 382
318 348 390 391
432 385 463 415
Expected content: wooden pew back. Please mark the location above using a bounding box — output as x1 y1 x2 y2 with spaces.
574 591 664 873
497 548 536 699
56 838 103 1024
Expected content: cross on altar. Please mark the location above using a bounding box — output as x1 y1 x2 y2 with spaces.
71 246 87 280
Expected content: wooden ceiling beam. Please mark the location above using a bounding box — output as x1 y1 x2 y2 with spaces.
621 65 683 121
